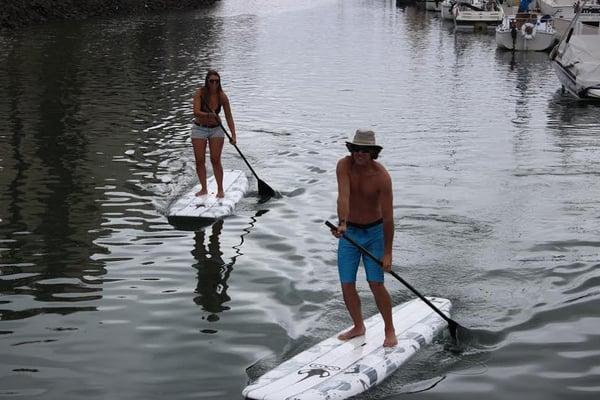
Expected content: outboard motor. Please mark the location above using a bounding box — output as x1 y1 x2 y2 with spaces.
510 22 518 50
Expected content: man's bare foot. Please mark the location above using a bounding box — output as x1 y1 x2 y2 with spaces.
338 326 365 341
195 189 207 197
383 330 397 347
216 190 225 198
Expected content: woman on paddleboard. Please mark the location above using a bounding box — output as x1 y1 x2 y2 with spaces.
191 69 237 198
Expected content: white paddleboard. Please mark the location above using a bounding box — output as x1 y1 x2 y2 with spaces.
167 169 248 225
243 297 451 400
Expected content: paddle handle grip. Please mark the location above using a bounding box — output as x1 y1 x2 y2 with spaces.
324 220 453 325
325 220 337 230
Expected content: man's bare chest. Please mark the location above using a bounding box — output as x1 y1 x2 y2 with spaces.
349 174 380 198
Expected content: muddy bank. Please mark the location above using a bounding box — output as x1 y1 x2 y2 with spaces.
1 0 218 31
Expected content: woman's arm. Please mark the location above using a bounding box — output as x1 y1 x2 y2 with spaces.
221 93 236 144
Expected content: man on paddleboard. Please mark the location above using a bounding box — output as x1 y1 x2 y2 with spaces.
330 129 397 347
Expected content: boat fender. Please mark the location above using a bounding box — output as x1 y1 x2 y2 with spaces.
521 22 536 40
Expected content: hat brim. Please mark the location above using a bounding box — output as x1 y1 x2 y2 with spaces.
345 141 383 151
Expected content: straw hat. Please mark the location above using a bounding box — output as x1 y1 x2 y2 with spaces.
345 129 383 150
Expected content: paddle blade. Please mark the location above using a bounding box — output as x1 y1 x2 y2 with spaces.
447 324 503 352
257 179 277 202
448 320 459 341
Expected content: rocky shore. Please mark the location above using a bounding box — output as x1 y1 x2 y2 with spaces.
1 0 219 31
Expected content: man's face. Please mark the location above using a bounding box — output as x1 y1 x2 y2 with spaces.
347 143 374 165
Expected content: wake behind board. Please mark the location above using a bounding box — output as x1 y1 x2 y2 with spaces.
167 169 248 225
243 297 451 400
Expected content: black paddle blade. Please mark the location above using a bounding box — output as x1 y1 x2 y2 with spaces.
257 179 277 202
448 320 459 340
447 324 503 352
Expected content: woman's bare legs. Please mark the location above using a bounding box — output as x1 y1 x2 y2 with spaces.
208 137 225 197
192 138 208 196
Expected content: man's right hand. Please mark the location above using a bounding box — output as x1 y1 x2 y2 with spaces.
381 253 392 273
331 221 347 238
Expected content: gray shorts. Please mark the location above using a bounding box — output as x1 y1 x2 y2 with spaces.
190 123 224 140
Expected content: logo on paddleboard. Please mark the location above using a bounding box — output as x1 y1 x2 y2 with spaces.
297 363 341 382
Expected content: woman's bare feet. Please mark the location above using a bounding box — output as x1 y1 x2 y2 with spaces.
337 326 365 341
195 189 207 197
216 190 225 198
383 330 397 347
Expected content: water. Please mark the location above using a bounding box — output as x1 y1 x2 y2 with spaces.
1 1 600 398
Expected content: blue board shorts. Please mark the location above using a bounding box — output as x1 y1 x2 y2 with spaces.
191 122 224 140
337 220 384 283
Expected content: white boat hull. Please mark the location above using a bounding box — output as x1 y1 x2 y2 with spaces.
538 0 576 20
551 29 600 100
552 60 600 99
496 15 558 51
455 10 504 31
453 0 504 32
496 30 557 50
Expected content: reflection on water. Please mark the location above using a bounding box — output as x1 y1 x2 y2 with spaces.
193 211 268 330
0 32 106 319
193 220 231 319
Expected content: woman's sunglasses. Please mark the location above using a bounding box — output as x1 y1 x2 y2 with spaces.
208 79 220 84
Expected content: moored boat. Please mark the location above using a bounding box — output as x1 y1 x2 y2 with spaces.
539 0 600 26
496 12 558 51
453 0 505 32
550 12 600 99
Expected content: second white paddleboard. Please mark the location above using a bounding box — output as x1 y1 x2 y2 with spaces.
167 169 248 225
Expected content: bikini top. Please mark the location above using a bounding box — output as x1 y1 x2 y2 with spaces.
200 91 222 114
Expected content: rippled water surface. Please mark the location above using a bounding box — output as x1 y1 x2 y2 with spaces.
1 1 600 399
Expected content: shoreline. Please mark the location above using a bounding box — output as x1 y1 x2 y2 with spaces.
1 0 219 32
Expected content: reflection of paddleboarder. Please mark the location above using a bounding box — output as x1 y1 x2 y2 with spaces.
192 220 231 316
191 210 267 317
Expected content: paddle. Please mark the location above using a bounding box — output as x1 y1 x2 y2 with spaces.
200 96 277 202
325 220 468 342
